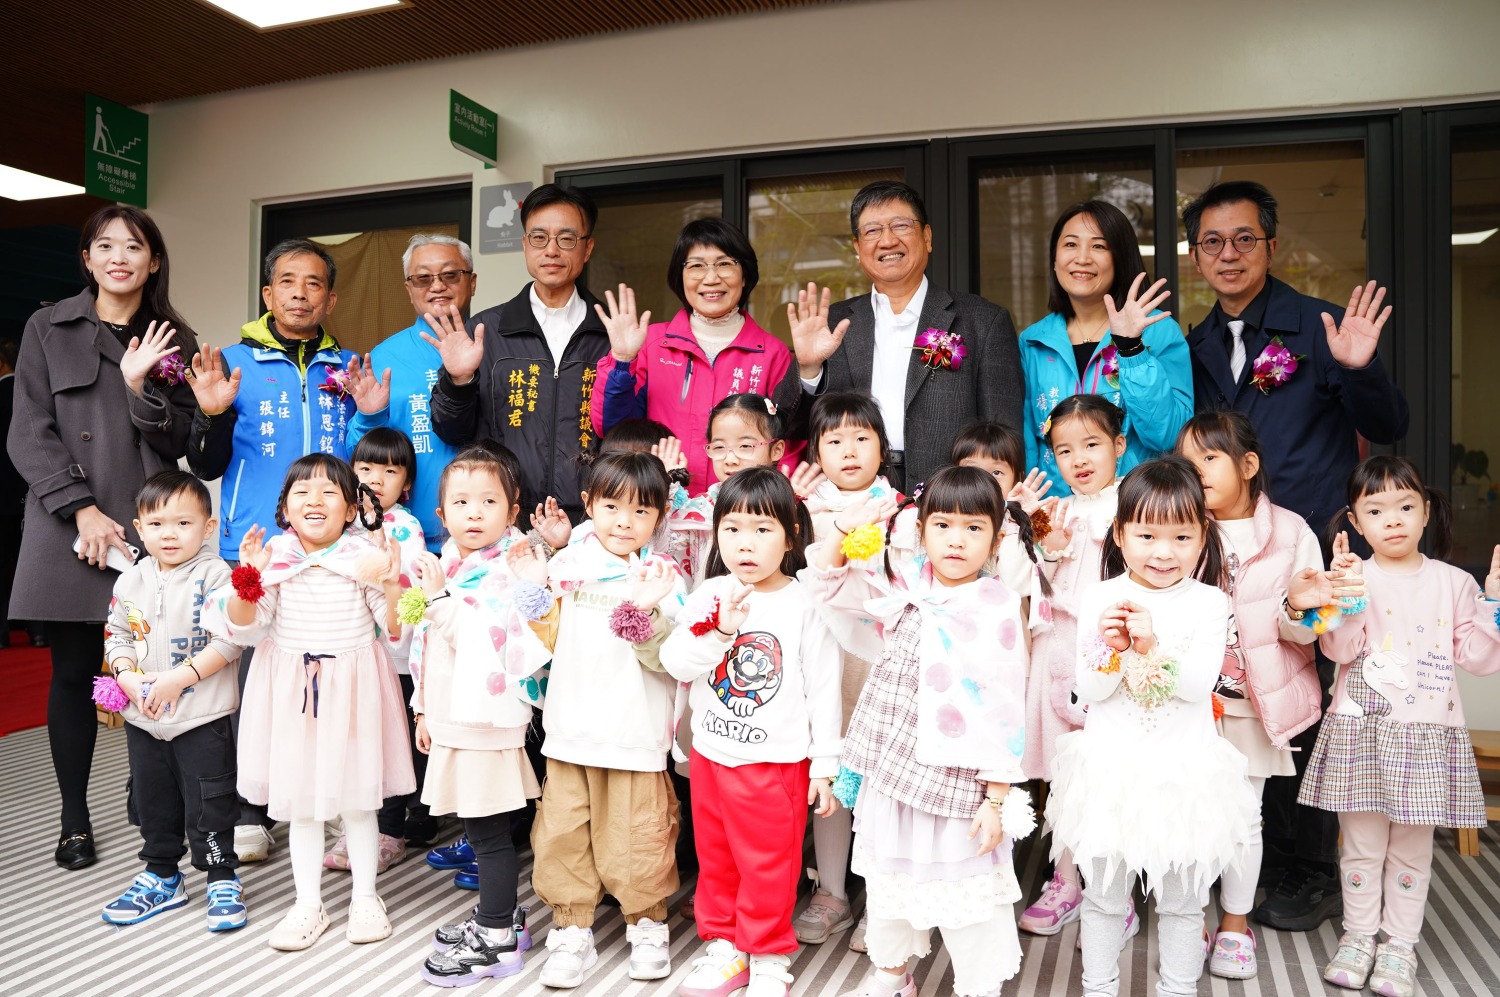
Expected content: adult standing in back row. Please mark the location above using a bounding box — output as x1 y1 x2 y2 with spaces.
425 185 608 525
1182 179 1408 936
787 180 1024 492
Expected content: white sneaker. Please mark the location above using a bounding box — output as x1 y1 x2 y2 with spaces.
626 917 671 980
539 925 597 988
235 825 274 863
679 938 750 997
746 953 794 996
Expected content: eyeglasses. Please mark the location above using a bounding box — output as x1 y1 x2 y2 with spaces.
856 217 921 243
525 230 589 251
683 259 741 279
404 269 473 288
1194 233 1269 256
705 441 771 461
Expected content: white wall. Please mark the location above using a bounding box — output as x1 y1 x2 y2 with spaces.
145 0 1500 723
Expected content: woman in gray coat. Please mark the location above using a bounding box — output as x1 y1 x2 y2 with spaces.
8 205 198 869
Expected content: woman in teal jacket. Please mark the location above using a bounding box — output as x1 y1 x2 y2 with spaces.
1019 200 1192 496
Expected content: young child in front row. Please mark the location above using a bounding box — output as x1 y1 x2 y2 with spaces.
1019 394 1126 937
804 466 1035 997
204 454 415 952
1046 457 1259 997
406 446 553 987
1177 411 1334 979
324 427 430 871
662 468 843 997
1299 457 1500 997
528 451 688 990
100 471 246 932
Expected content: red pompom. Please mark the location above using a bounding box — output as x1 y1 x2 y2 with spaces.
231 565 265 603
1211 693 1225 722
688 597 722 637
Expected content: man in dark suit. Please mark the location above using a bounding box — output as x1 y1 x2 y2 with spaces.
1182 180 1408 935
787 180 1024 491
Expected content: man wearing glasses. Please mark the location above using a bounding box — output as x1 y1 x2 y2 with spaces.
344 233 474 553
426 184 609 523
787 180 1024 492
1181 180 1407 940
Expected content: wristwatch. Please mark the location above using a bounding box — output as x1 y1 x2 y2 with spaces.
1283 597 1307 622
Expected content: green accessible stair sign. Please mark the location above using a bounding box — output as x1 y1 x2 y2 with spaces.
85 94 148 207
449 90 498 167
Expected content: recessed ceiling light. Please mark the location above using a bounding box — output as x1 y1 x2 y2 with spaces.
0 164 86 201
1452 228 1497 246
198 0 407 31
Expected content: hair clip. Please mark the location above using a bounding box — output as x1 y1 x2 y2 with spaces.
763 397 778 417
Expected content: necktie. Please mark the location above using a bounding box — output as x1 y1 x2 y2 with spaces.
1228 319 1247 383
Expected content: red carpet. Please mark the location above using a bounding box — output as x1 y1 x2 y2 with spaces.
0 631 50 736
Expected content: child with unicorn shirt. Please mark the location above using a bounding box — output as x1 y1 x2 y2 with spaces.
1019 393 1127 938
526 451 689 991
1299 457 1500 997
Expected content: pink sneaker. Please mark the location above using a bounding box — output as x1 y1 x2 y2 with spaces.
1019 873 1083 935
838 972 917 997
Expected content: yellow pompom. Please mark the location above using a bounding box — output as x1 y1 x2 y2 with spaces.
840 523 885 561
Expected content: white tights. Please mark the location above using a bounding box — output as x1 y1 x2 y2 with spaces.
1217 776 1266 917
288 810 378 907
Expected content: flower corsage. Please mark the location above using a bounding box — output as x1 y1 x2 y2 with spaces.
913 328 966 371
231 565 265 603
1249 337 1305 395
319 367 354 400
1096 343 1120 389
148 354 189 387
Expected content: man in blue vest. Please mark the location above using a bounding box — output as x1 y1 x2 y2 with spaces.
186 238 356 863
1183 180 1408 937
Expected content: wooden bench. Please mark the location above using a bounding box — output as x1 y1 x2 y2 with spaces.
1457 729 1500 857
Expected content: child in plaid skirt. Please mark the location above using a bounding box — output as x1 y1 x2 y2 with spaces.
1299 457 1500 997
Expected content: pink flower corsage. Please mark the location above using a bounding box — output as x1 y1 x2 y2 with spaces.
1249 337 1305 395
913 328 966 371
689 598 722 637
1096 343 1120 389
148 354 189 387
608 601 655 643
320 367 354 399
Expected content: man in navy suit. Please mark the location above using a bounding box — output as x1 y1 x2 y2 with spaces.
1183 180 1408 936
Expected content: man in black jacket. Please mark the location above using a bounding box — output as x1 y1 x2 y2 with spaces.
426 185 608 524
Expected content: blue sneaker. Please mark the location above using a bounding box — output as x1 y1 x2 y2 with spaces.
454 862 479 890
102 871 188 925
205 876 248 932
427 835 474 870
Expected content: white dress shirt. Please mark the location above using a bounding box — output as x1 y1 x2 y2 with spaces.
801 277 928 452
529 285 587 363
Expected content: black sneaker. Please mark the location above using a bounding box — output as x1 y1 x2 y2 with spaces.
1251 865 1343 931
434 905 531 954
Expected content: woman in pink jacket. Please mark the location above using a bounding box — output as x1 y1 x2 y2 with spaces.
590 218 800 494
1177 411 1336 981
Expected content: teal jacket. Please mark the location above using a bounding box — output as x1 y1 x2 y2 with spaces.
1019 310 1192 497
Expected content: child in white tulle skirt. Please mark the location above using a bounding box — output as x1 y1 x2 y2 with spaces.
1046 457 1258 997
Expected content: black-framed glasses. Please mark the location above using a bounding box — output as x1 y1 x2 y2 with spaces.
683 259 741 279
404 269 473 288
856 217 920 243
525 230 589 251
1194 233 1269 256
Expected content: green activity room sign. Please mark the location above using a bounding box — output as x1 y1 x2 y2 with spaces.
449 89 498 167
86 94 148 207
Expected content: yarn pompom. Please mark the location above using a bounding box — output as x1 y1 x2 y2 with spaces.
1212 693 1225 722
608 601 655 643
396 587 429 626
231 565 264 603
92 675 129 713
1339 595 1369 616
831 766 863 810
1029 507 1052 543
1122 647 1178 710
689 598 722 637
1082 635 1121 674
1295 604 1344 635
840 523 885 561
999 786 1037 840
513 580 554 621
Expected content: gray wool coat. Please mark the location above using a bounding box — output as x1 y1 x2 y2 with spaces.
7 290 199 622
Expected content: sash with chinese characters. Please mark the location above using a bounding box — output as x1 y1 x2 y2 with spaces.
864 565 1027 778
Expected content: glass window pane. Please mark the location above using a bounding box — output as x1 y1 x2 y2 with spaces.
312 223 460 356
747 168 903 344
1449 126 1500 567
586 185 723 324
1176 141 1366 330
976 154 1154 330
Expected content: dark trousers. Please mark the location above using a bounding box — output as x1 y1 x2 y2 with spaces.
465 810 521 929
377 673 428 838
126 717 240 877
48 621 105 831
1261 648 1341 867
